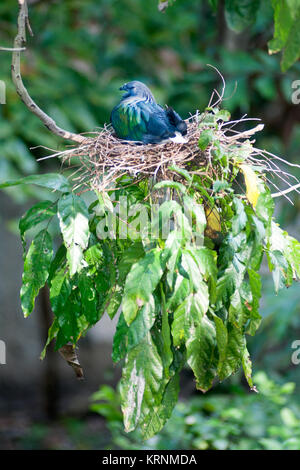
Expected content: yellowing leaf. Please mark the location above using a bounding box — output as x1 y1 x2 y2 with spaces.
239 164 260 207
205 205 221 238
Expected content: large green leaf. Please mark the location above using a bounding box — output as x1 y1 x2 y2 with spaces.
0 173 71 193
119 331 163 433
20 229 53 317
112 296 156 363
268 0 300 71
214 316 246 381
19 200 57 251
171 289 209 347
78 273 99 325
186 315 218 392
247 268 262 335
140 351 183 440
122 248 165 324
50 269 86 348
57 193 90 276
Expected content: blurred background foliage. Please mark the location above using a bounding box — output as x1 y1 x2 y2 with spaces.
1 0 300 450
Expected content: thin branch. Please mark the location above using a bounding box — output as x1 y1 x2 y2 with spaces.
11 0 86 144
272 182 300 198
0 46 26 51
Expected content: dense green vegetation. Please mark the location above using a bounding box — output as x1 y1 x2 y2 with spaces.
1 0 300 450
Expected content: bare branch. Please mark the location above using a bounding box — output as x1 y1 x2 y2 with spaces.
0 46 26 51
11 0 86 144
272 182 300 198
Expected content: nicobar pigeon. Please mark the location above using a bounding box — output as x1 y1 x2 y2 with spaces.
110 81 187 144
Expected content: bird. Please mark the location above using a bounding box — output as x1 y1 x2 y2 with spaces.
110 81 187 144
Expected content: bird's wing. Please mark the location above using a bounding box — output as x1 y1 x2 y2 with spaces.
139 102 174 141
111 101 148 141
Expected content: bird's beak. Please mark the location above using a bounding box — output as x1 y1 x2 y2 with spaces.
119 85 126 91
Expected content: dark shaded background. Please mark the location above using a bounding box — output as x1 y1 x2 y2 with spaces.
1 0 300 450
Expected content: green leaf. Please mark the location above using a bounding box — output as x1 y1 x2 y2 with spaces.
0 173 71 193
168 165 192 182
171 290 209 347
40 318 60 360
225 0 260 33
78 273 99 325
119 332 163 433
183 195 207 236
50 270 85 348
256 189 274 227
268 0 300 71
186 315 218 392
153 289 173 380
152 180 186 193
140 367 180 440
231 198 247 236
20 229 53 317
49 268 71 315
112 296 156 363
267 250 289 293
215 109 231 122
19 200 57 251
167 275 191 311
57 193 90 276
247 268 262 335
282 9 300 71
214 316 245 381
242 346 256 390
198 129 214 150
188 246 217 300
49 244 67 283
179 250 204 292
122 248 165 324
216 265 237 308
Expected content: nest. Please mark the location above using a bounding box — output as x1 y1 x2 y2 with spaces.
62 115 209 192
39 107 300 204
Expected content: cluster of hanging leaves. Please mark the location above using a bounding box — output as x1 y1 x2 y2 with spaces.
2 108 300 440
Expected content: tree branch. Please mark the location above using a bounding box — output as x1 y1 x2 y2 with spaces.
11 0 86 144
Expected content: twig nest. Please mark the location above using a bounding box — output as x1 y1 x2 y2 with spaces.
62 116 210 192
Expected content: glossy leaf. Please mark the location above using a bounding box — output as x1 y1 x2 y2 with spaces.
21 229 53 317
57 193 90 276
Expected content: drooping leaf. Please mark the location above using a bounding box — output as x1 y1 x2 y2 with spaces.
122 248 165 325
186 315 218 392
239 164 260 208
0 173 71 193
19 200 57 251
247 268 262 335
20 229 53 317
214 316 245 381
119 331 163 433
112 296 156 363
268 0 300 71
57 193 90 276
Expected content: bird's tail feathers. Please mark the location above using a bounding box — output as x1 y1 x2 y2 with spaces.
166 107 187 136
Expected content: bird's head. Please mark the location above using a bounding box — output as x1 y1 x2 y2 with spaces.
119 81 155 102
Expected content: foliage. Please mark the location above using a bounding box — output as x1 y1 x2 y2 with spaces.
1 0 300 206
1 0 300 445
2 104 300 439
91 372 300 450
